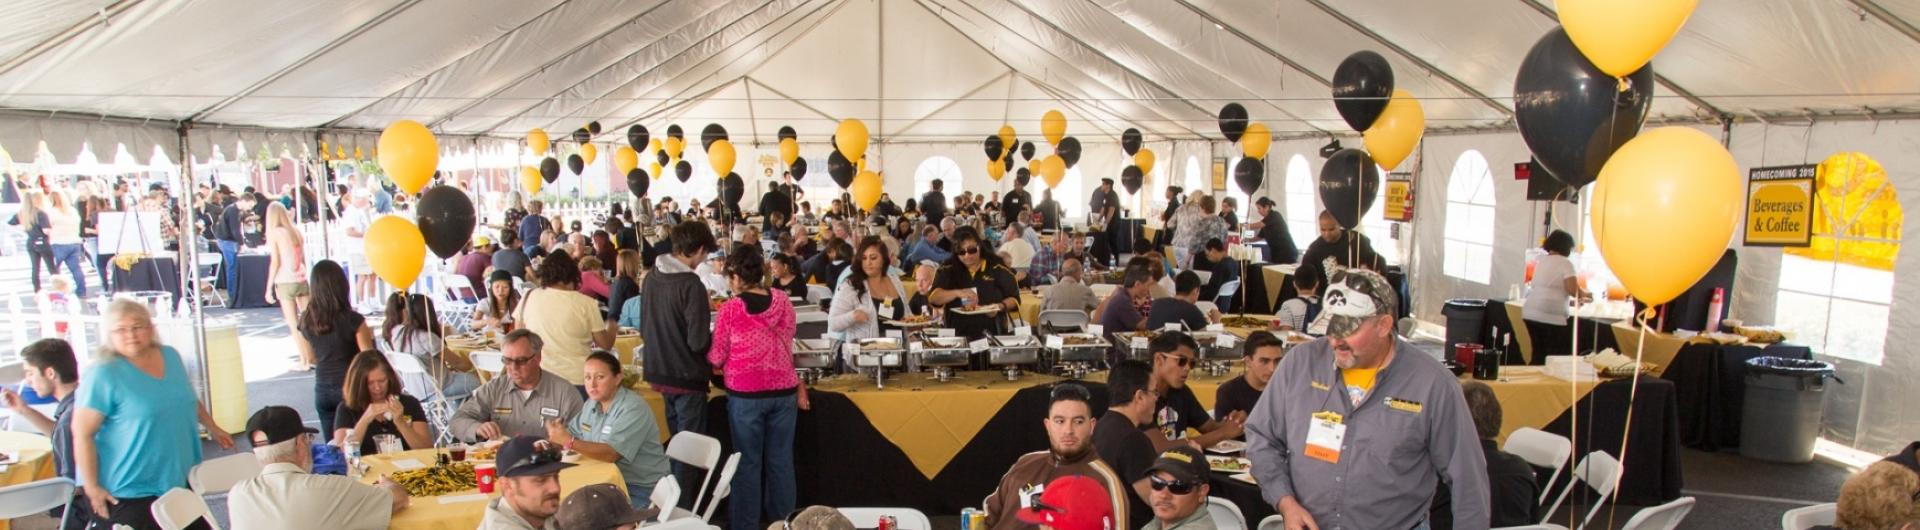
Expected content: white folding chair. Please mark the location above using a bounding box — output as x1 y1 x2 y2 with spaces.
649 475 681 523
666 431 724 512
194 252 226 307
188 453 262 495
697 453 742 522
1620 496 1695 530
837 508 932 530
1037 309 1089 331
1543 451 1622 530
469 350 505 379
150 487 222 530
805 284 832 304
1502 427 1574 505
385 352 457 446
1205 497 1245 530
1257 514 1285 530
1781 502 1836 530
0 477 75 528
1213 279 1241 307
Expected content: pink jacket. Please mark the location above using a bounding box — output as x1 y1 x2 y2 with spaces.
707 292 800 394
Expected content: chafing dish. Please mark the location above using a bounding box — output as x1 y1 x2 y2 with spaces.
914 335 973 382
1189 331 1239 377
1048 332 1108 379
849 337 907 388
990 334 1044 380
1109 330 1157 362
792 338 837 385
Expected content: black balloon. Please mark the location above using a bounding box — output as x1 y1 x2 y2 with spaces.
567 154 585 175
656 150 670 166
626 168 649 198
827 150 855 189
587 121 602 135
1003 155 1013 172
1121 128 1142 156
1218 103 1249 142
778 126 797 140
1318 149 1381 229
572 128 590 143
1015 168 1032 187
415 186 477 259
540 157 560 183
1020 141 1036 161
722 172 745 205
666 124 684 139
701 123 728 151
1233 157 1265 195
983 135 1004 161
1121 165 1144 194
1056 137 1082 168
627 125 649 151
1514 27 1653 190
789 158 808 180
674 160 692 182
1333 51 1395 132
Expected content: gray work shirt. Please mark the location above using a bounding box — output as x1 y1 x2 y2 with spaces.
1244 336 1489 530
450 369 584 443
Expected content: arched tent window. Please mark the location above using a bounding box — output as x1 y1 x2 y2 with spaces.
1183 156 1205 194
1444 150 1495 283
914 156 961 199
1284 155 1318 252
1776 152 1901 365
1055 167 1085 219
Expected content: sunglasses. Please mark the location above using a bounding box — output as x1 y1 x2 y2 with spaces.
1157 351 1193 368
503 354 539 366
509 440 564 471
1149 475 1200 495
1028 490 1069 515
958 246 982 256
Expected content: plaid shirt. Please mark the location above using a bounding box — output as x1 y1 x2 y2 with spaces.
1028 243 1065 284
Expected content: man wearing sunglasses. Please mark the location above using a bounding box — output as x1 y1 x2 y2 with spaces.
1244 266 1487 530
453 330 584 442
982 383 1131 530
1143 446 1216 530
1144 332 1243 452
480 436 576 530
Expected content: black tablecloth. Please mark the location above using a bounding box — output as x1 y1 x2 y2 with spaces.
1660 342 1813 451
1542 376 1683 506
1210 472 1276 525
1483 299 1613 363
113 257 182 311
216 254 274 309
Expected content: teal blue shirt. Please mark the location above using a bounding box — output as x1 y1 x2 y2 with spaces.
76 345 204 498
568 388 669 490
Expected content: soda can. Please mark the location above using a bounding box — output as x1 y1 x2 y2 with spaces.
959 508 976 530
967 510 985 530
877 515 896 530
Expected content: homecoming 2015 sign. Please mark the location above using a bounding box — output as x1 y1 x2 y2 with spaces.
1744 164 1816 247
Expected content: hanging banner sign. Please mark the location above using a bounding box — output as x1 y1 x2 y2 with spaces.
1744 164 1816 247
1384 172 1415 221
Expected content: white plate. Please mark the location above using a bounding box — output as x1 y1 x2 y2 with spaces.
1206 440 1246 454
1229 472 1257 485
953 304 1003 316
1206 455 1251 473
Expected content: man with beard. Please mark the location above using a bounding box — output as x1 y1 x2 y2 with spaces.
982 383 1131 530
1244 266 1487 530
478 436 574 529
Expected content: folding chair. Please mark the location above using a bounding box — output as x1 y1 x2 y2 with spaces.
1781 502 1835 530
666 431 724 512
1037 310 1089 333
650 475 681 523
469 350 505 381
386 352 457 446
0 477 75 529
1213 279 1241 309
697 453 742 522
1620 497 1695 530
1502 427 1573 505
188 453 262 495
150 487 222 530
1543 451 1622 530
1257 514 1285 530
1205 497 1245 530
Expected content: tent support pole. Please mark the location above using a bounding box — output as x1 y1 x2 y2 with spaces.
175 122 212 406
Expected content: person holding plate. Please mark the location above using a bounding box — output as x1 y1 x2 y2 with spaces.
930 227 1020 367
828 237 909 366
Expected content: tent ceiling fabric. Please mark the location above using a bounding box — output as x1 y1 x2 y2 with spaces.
0 0 1916 153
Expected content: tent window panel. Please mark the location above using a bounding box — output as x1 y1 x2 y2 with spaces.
1444 239 1467 279
1284 155 1317 252
1774 151 1899 366
1466 205 1496 246
913 156 961 200
1444 151 1494 284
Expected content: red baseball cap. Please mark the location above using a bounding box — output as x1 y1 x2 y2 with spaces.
1015 475 1114 530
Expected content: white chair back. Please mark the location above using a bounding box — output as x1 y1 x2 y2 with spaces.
666 431 724 511
806 284 833 304
649 475 681 523
699 453 742 522
837 508 932 530
1205 497 1245 530
1542 451 1622 529
469 350 505 377
0 477 74 520
188 453 262 495
150 487 222 530
1214 279 1241 306
1620 496 1695 530
1781 502 1836 530
1502 427 1573 504
1257 514 1285 530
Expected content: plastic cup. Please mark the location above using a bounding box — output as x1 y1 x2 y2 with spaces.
475 463 497 494
449 442 468 462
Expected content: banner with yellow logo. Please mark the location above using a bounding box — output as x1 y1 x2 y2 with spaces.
1384 172 1415 221
1744 164 1816 246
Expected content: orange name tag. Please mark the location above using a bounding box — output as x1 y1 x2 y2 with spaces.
1304 416 1345 464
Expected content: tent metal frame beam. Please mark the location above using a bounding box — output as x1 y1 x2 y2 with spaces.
477 0 781 136
741 78 840 123
917 0 1206 138
190 0 426 122
324 0 588 129
1847 0 1920 47
1302 0 1515 117
1027 74 1124 143
1511 0 1728 118
887 72 1011 138
0 0 145 79
1170 0 1332 88
423 0 683 131
991 0 1217 120
598 0 842 138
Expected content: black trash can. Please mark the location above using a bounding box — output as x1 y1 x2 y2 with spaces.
1442 299 1489 351
1740 357 1835 463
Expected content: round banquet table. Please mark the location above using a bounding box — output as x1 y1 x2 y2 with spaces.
0 432 55 530
361 448 624 530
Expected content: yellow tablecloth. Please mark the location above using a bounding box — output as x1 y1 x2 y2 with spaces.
1476 366 1601 442
0 432 55 530
445 334 644 383
363 449 625 530
1020 292 1042 327
1611 323 1689 377
813 372 1063 479
1261 265 1294 311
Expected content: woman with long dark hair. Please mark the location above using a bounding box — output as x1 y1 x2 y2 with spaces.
299 260 375 436
382 292 478 401
472 270 521 329
332 350 431 456
929 226 1020 346
707 248 804 530
827 237 907 349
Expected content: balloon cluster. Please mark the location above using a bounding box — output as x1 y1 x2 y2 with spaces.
1515 0 1728 306
1316 51 1427 230
1119 128 1150 195
366 121 476 291
1217 103 1272 196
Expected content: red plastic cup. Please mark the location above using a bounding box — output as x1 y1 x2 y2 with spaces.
1454 343 1484 373
475 463 497 494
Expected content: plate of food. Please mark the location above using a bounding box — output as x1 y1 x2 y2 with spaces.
1206 455 1251 473
1228 472 1258 485
1206 440 1246 454
884 314 937 328
953 304 1003 316
1220 316 1270 329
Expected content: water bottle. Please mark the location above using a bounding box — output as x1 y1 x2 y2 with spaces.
343 429 363 478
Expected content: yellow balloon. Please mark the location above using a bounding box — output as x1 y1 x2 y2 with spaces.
1038 155 1067 188
1027 158 1042 175
614 146 639 174
708 139 736 176
377 120 438 195
856 156 866 174
998 125 1016 155
650 162 662 180
1588 127 1740 306
1241 122 1272 160
364 215 428 290
1134 148 1156 174
528 128 550 156
779 138 800 166
521 167 543 195
580 143 598 165
1362 89 1424 171
665 137 685 159
1559 0 1699 77
647 138 661 155
851 170 883 211
1041 109 1067 145
987 159 1006 181
835 119 870 162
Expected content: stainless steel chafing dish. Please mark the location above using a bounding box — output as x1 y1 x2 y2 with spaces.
1189 331 1239 377
1109 331 1157 362
914 335 973 382
1048 332 1108 379
791 338 837 386
990 334 1043 380
849 337 907 388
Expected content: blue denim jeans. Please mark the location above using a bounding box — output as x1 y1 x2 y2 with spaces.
727 393 797 530
663 391 709 507
49 244 86 296
217 239 241 303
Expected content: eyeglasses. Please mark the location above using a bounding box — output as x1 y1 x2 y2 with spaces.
508 440 564 472
958 246 982 256
503 354 539 366
1149 475 1200 495
1157 351 1193 368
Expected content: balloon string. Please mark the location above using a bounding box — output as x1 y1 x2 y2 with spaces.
1605 307 1656 529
